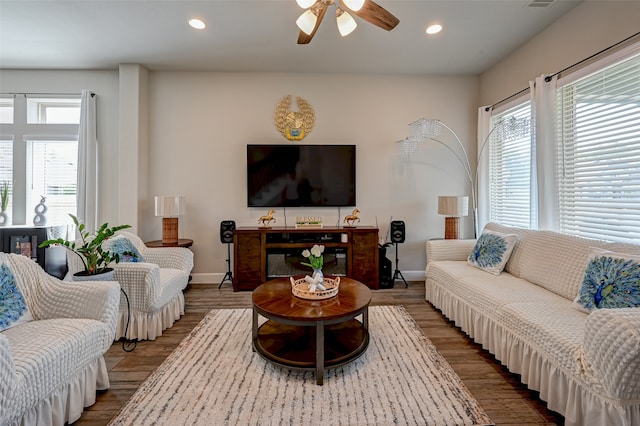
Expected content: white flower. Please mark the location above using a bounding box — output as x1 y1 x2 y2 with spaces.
301 245 325 270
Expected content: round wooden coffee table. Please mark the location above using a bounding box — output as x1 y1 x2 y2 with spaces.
252 277 372 385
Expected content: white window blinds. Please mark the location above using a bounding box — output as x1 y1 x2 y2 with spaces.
557 52 640 243
0 139 13 216
27 140 78 225
489 102 534 229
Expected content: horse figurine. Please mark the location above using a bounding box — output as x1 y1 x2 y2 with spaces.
258 209 276 227
343 208 360 227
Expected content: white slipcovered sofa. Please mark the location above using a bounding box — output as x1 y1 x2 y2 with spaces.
67 231 194 341
0 252 120 426
425 222 640 426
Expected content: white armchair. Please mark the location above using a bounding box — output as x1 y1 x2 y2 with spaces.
0 252 119 425
67 231 194 341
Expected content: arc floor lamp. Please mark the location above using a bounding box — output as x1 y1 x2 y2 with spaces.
397 116 530 238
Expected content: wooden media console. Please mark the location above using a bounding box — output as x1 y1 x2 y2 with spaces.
233 226 379 291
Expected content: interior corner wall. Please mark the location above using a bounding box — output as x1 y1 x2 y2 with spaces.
479 1 640 106
146 72 479 278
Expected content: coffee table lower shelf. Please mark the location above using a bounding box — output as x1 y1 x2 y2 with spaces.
253 318 369 384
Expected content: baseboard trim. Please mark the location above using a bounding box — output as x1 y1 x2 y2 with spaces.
190 271 426 285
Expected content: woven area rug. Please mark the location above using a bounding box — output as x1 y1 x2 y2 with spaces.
108 305 493 426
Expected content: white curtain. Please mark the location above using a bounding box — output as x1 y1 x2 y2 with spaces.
476 106 492 235
531 75 559 231
77 90 97 233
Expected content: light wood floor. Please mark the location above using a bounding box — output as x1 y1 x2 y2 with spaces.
74 281 564 426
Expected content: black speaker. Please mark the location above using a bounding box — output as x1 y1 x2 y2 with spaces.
379 246 393 289
220 220 235 244
390 220 405 244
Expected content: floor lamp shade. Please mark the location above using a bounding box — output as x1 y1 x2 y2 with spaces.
438 196 469 240
155 196 185 244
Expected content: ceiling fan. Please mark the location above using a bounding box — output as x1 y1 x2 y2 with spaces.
295 0 399 44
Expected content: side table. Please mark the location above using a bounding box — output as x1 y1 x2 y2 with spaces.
145 239 193 248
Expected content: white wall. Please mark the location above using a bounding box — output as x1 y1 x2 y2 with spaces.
480 1 640 106
0 69 479 281
147 72 479 280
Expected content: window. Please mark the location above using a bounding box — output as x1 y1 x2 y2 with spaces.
27 97 81 124
489 101 534 229
0 97 13 124
27 140 78 225
557 52 640 243
0 95 80 225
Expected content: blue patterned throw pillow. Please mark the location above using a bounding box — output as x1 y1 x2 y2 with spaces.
107 236 145 263
467 230 518 275
573 249 640 313
0 262 33 331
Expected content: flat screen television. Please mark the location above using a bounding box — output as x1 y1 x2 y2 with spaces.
247 144 356 207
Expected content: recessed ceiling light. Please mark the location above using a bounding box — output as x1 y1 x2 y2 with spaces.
188 18 206 30
426 24 443 35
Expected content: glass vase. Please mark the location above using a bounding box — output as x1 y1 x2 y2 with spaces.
312 268 324 286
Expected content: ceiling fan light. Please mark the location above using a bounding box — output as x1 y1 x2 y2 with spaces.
296 0 317 8
296 10 318 35
336 10 357 37
342 0 365 12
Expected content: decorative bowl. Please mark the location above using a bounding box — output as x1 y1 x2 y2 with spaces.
290 275 340 300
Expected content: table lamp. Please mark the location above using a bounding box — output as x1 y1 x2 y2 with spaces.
155 196 185 244
438 196 469 239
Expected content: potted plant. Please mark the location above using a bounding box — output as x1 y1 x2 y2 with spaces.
39 214 131 280
0 181 8 226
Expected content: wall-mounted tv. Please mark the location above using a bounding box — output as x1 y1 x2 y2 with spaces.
247 144 356 207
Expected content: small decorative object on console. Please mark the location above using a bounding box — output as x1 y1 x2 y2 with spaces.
343 208 360 227
295 216 323 229
33 196 47 226
258 209 276 228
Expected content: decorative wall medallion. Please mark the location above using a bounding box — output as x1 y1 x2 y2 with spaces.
274 95 315 141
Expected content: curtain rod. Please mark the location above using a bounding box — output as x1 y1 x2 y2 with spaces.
1 92 94 97
485 31 640 112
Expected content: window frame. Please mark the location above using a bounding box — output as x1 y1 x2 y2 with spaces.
0 94 80 225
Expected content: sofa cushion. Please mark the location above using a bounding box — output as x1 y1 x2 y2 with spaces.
1 317 112 414
573 248 640 312
467 230 518 275
483 223 536 278
0 262 32 332
497 228 640 301
427 261 558 321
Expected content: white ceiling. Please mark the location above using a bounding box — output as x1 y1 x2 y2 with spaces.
0 0 582 75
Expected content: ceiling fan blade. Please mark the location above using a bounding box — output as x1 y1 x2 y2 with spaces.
297 3 329 44
350 0 399 31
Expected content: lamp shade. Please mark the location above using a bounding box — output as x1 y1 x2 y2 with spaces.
343 0 365 11
155 196 185 217
296 0 316 8
296 9 317 35
438 196 469 217
336 9 357 36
